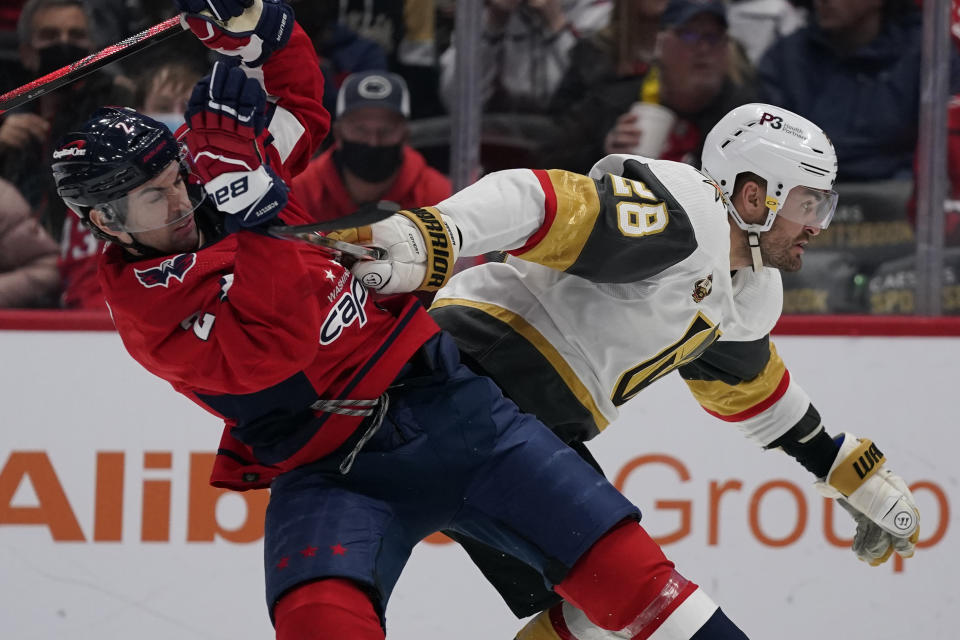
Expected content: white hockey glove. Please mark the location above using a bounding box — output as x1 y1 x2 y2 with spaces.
814 432 920 566
328 208 461 294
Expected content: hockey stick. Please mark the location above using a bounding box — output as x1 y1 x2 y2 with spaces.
0 0 273 115
0 16 186 115
271 232 386 262
268 201 401 261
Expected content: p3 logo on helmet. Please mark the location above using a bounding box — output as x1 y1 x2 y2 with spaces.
759 112 783 130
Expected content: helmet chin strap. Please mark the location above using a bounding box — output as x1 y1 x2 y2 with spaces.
747 231 763 272
724 204 767 273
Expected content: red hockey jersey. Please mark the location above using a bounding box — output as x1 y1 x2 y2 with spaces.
97 25 440 490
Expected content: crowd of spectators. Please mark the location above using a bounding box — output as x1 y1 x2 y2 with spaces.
0 0 956 314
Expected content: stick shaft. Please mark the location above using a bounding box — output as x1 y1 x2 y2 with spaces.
0 16 185 115
268 228 386 261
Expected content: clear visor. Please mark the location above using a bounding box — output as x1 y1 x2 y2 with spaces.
97 161 204 234
770 185 838 230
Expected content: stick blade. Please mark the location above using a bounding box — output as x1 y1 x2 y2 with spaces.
268 200 401 261
268 231 386 261
270 200 401 236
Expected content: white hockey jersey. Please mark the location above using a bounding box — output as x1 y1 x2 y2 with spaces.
429 154 812 446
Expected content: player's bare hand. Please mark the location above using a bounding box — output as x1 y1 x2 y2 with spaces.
603 111 643 155
0 113 49 148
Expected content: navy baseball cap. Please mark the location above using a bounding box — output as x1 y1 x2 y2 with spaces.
661 0 728 28
336 70 411 118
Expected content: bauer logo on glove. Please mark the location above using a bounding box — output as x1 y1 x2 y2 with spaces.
184 60 288 230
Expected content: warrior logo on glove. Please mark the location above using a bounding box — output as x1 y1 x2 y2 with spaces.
893 511 915 531
851 442 883 479
815 433 920 566
331 207 462 295
404 208 456 289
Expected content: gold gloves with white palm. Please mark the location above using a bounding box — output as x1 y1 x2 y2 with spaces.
815 433 920 566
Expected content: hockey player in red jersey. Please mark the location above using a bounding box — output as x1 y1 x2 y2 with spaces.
48 1 754 639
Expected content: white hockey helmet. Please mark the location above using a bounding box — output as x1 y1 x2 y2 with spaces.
702 103 838 234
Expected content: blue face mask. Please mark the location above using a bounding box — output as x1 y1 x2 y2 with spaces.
144 112 185 134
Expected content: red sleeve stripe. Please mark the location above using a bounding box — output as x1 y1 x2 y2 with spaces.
548 604 577 640
702 369 792 422
510 169 558 256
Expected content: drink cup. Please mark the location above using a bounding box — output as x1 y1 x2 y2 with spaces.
627 102 677 159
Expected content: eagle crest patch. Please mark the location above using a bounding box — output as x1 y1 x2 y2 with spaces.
134 253 197 288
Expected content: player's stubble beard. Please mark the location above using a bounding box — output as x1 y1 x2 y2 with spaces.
759 228 810 272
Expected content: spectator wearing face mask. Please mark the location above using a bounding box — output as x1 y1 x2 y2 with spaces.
292 70 451 222
0 0 132 240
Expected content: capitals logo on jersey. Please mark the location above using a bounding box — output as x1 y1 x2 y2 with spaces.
134 253 197 288
320 273 369 345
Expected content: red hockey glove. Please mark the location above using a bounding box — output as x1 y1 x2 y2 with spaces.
175 0 251 22
184 60 288 230
179 0 294 67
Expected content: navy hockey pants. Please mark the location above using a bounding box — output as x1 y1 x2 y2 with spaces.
262 332 640 623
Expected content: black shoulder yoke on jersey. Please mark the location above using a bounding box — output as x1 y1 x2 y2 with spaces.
678 334 771 384
566 159 698 283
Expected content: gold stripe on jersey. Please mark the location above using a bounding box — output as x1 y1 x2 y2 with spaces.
512 170 602 271
611 312 720 406
431 297 610 431
684 341 786 418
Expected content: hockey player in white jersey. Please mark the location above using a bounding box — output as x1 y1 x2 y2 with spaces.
332 103 920 640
